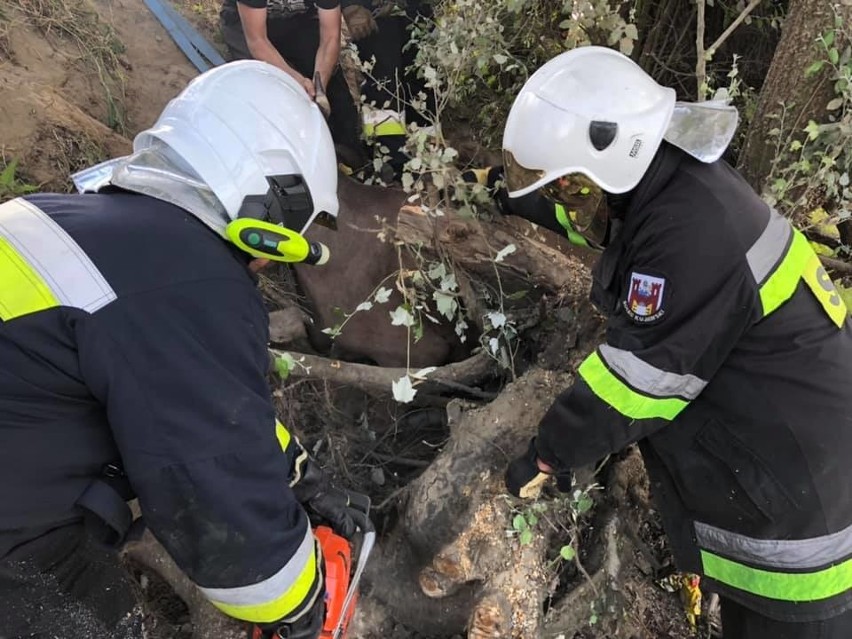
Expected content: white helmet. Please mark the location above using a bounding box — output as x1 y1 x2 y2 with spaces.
134 60 338 235
502 46 676 197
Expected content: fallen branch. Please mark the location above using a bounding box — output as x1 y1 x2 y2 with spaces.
821 254 852 276
270 348 495 398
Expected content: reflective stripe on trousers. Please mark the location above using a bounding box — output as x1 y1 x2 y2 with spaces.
0 198 116 320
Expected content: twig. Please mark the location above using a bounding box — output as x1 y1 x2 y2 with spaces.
695 0 706 101
821 255 852 276
369 452 430 468
706 0 763 58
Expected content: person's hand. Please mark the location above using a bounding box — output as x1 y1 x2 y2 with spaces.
290 453 360 539
296 74 315 98
342 5 378 41
506 438 558 499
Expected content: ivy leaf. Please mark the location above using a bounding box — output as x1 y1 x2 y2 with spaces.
559 545 576 561
355 301 374 312
486 311 507 329
374 287 393 304
519 529 534 545
489 337 500 355
804 120 821 141
512 514 528 531
434 292 458 320
411 366 437 380
428 262 447 281
492 53 508 65
391 375 417 403
494 243 517 262
389 305 416 327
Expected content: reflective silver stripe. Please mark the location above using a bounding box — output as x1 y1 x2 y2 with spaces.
0 198 116 312
199 525 315 606
598 344 707 400
746 208 792 286
695 520 852 571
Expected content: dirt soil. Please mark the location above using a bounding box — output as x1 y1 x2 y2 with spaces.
0 1 708 637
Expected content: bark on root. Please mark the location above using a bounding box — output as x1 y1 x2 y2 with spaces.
363 368 646 638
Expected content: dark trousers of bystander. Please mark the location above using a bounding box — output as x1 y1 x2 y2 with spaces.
721 597 852 639
0 524 144 639
221 11 367 170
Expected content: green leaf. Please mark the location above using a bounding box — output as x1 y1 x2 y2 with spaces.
826 97 844 111
519 529 534 545
512 514 528 531
527 514 538 526
0 159 18 186
823 30 835 48
829 48 840 65
805 60 825 77
559 545 576 561
576 495 593 514
274 352 296 380
492 53 508 65
804 120 821 141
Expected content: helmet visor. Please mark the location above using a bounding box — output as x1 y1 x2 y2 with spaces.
541 173 609 248
503 150 546 195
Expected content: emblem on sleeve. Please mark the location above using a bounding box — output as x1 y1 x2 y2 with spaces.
624 272 666 323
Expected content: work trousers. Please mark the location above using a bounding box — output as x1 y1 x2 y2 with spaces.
0 524 144 639
721 597 852 639
220 12 366 170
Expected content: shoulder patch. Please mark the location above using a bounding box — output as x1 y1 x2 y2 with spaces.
624 271 666 323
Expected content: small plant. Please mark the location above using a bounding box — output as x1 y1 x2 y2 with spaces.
0 159 38 202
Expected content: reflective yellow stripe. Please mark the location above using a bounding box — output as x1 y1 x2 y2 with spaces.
0 236 59 320
202 530 318 623
701 550 852 602
758 229 811 317
579 352 688 421
364 120 407 137
801 253 848 327
275 419 291 452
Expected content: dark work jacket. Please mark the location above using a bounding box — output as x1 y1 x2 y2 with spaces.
535 145 852 622
0 193 318 624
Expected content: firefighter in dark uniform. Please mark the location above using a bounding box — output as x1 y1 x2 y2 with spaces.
220 0 368 169
502 47 852 638
341 0 435 180
0 61 362 639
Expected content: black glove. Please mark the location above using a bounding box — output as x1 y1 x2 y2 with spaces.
505 438 573 498
290 453 359 539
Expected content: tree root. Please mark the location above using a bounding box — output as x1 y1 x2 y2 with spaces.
270 348 496 398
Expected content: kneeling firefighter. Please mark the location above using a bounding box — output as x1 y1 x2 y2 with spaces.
502 47 852 638
0 61 364 639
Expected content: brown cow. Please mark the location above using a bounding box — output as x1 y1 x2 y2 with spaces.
294 176 467 369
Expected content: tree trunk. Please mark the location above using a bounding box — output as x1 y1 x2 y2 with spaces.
738 0 851 193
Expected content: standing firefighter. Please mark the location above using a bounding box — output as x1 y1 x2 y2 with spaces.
220 0 367 169
0 61 361 639
503 47 852 638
